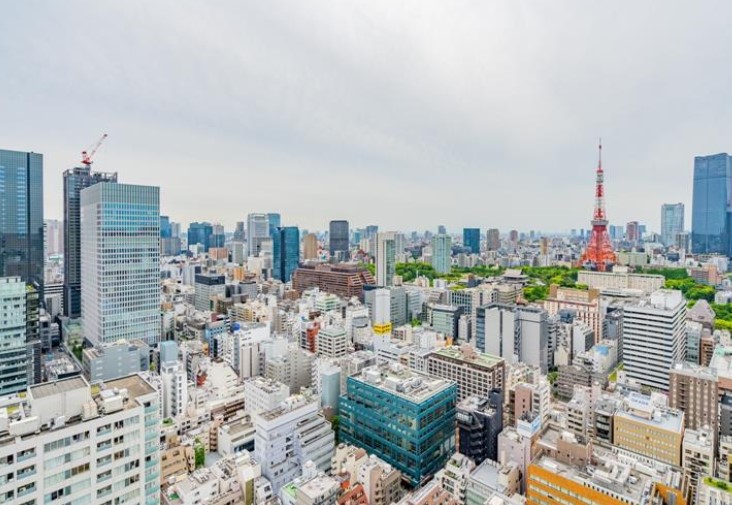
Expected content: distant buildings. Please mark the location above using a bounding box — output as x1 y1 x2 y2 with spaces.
247 213 269 257
376 232 397 286
463 228 480 254
302 233 318 260
661 202 685 247
329 220 349 259
431 234 452 274
292 263 375 299
692 153 732 255
81 182 161 346
272 226 300 283
486 229 500 251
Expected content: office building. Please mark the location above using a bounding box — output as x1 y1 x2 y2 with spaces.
683 428 715 502
457 390 503 464
82 339 150 383
247 213 269 256
187 221 213 252
693 153 732 255
254 392 335 492
0 277 28 396
244 377 290 415
698 477 732 505
316 326 348 359
477 304 549 373
339 363 457 487
486 229 500 251
329 220 349 258
376 232 397 286
425 345 505 402
293 263 375 300
622 289 686 391
613 392 684 466
427 304 463 340
625 221 640 242
544 285 602 344
272 226 300 283
576 270 665 294
81 183 161 346
661 203 685 247
463 228 480 254
669 362 718 433
267 212 281 236
194 273 226 311
0 374 160 505
159 340 188 419
0 149 44 296
431 234 452 274
302 233 318 260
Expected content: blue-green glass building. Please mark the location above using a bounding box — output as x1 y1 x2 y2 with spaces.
463 228 480 254
272 226 300 282
339 363 457 487
692 153 732 255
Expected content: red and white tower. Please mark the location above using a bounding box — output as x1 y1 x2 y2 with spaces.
580 141 616 271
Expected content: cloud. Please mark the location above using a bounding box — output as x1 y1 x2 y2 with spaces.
1 0 730 234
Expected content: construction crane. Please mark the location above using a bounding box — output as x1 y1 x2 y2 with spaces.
81 133 108 166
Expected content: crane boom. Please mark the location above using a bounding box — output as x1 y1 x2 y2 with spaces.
81 133 108 166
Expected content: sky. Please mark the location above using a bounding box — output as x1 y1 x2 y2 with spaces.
2 1 731 234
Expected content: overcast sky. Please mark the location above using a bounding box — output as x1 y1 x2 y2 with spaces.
2 1 730 234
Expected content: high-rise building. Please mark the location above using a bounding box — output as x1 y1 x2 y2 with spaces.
272 226 300 282
194 273 226 311
267 212 281 236
463 228 480 254
486 229 500 251
1 149 44 295
44 219 63 256
376 232 396 286
669 362 718 433
81 183 161 346
661 203 685 247
302 233 318 260
692 153 732 255
457 390 503 464
187 221 213 251
437 225 447 235
431 234 452 274
625 221 639 242
233 221 246 241
160 341 188 419
425 345 505 402
0 374 160 505
622 289 686 391
62 165 117 317
329 220 349 258
247 213 269 257
339 363 457 487
0 277 28 396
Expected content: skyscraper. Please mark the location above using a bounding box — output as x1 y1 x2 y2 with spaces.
247 213 269 257
329 220 349 258
692 153 732 255
486 228 500 251
431 234 452 274
661 203 684 247
463 228 480 254
376 232 396 286
267 212 281 236
81 183 161 346
62 165 117 317
303 233 318 260
0 149 44 295
272 226 300 282
187 221 213 251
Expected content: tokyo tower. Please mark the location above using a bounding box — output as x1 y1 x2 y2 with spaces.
580 141 616 271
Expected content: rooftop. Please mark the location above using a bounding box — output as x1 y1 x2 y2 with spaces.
353 362 456 402
431 344 504 368
615 393 683 433
29 376 87 399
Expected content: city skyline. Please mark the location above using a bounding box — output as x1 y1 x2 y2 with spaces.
2 2 729 231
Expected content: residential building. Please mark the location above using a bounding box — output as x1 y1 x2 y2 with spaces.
463 228 480 254
317 326 348 359
254 392 335 492
431 234 452 274
692 153 732 255
80 182 161 345
622 289 686 391
376 232 397 287
698 476 732 505
0 374 160 505
669 362 718 433
160 340 188 419
62 165 117 317
457 390 503 464
425 345 505 402
243 377 290 415
435 453 476 504
683 428 715 501
662 203 685 247
340 363 457 487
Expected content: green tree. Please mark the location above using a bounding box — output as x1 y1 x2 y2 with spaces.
331 415 340 444
194 438 205 469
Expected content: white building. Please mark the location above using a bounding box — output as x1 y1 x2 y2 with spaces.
0 374 160 505
622 289 686 391
244 377 290 415
160 341 189 419
376 232 397 287
316 326 348 358
0 277 28 396
254 392 335 492
80 183 161 345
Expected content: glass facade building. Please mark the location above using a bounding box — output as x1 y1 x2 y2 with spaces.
63 166 118 317
692 153 732 255
272 226 300 282
329 220 350 256
463 228 480 254
0 149 44 295
431 234 452 274
339 364 457 487
187 221 213 252
81 183 161 346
